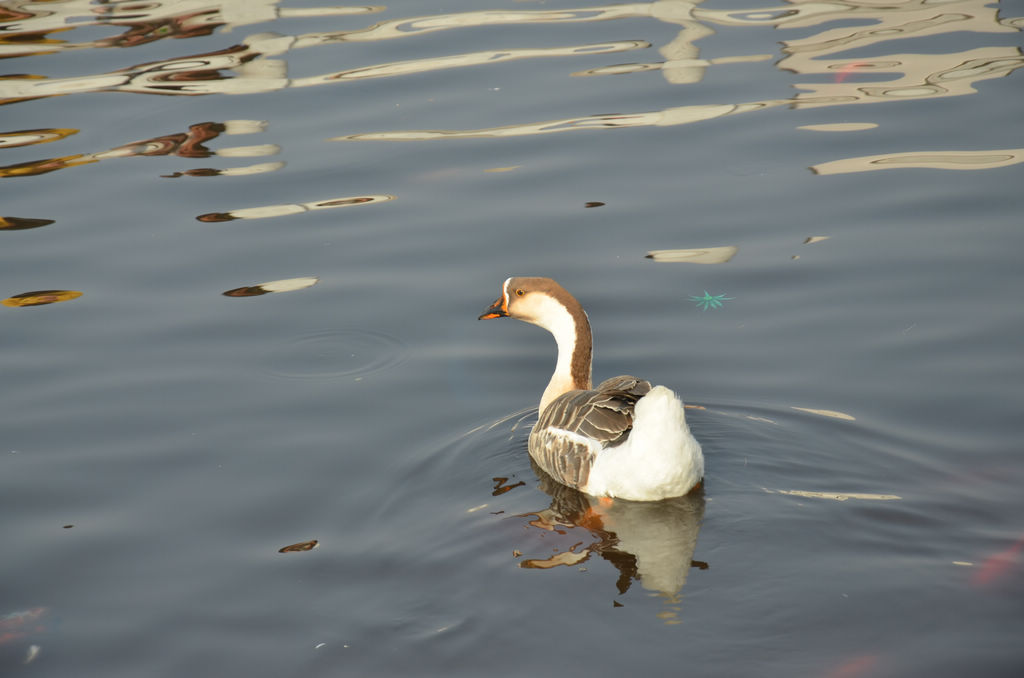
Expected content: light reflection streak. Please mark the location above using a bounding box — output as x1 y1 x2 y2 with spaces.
196 194 394 222
300 5 675 44
292 41 651 85
334 102 784 141
645 246 739 264
0 128 77 149
798 123 877 132
812 147 1024 174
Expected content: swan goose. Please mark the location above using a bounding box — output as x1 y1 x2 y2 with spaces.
479 276 703 501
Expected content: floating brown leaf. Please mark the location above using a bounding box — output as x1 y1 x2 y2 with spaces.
279 539 319 553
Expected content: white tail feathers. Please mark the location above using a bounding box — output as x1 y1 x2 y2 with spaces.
583 386 704 501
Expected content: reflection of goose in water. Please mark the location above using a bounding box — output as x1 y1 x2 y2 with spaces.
479 277 704 501
518 460 706 598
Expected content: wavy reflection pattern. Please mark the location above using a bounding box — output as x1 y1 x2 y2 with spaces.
517 462 706 615
324 0 1021 175
0 5 654 103
3 0 1019 174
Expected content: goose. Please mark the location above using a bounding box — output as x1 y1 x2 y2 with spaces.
479 277 703 501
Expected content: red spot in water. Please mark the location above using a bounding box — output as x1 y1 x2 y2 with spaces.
824 654 879 678
971 534 1024 588
578 507 605 532
0 607 47 646
834 62 869 84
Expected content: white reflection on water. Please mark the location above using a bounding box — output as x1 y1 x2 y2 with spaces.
798 123 878 132
646 246 739 264
222 276 319 298
812 147 1024 174
292 41 651 85
195 194 394 222
0 128 77 149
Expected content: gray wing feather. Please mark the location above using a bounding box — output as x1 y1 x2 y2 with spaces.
528 375 652 490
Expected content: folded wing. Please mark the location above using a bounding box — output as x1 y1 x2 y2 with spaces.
528 375 652 490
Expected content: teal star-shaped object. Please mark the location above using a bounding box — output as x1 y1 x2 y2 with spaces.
689 290 733 311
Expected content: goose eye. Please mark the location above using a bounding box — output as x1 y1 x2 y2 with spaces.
515 289 525 297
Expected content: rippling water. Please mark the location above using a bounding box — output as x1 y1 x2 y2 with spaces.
2 1 1023 676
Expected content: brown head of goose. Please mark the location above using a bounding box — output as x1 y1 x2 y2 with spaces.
479 276 704 501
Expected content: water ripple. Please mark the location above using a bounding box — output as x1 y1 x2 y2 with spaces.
260 329 406 380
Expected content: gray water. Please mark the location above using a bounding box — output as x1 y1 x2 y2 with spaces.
2 1 1023 676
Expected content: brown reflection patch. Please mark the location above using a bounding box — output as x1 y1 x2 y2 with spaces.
0 217 54 231
519 543 592 569
315 197 374 207
279 539 318 553
95 14 222 50
223 285 268 298
197 212 236 223
491 477 525 496
163 168 221 178
0 128 77 149
2 290 82 307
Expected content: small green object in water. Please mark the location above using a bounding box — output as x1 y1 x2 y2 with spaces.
689 291 733 311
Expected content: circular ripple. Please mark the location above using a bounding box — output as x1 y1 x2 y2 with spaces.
261 329 407 380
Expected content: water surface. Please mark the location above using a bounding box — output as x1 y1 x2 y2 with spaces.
2 1 1023 676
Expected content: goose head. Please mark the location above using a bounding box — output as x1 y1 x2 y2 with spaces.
478 276 579 333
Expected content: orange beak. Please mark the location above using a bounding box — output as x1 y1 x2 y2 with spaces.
478 295 509 319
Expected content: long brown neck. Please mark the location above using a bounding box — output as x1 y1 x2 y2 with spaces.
569 308 592 390
538 293 592 413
